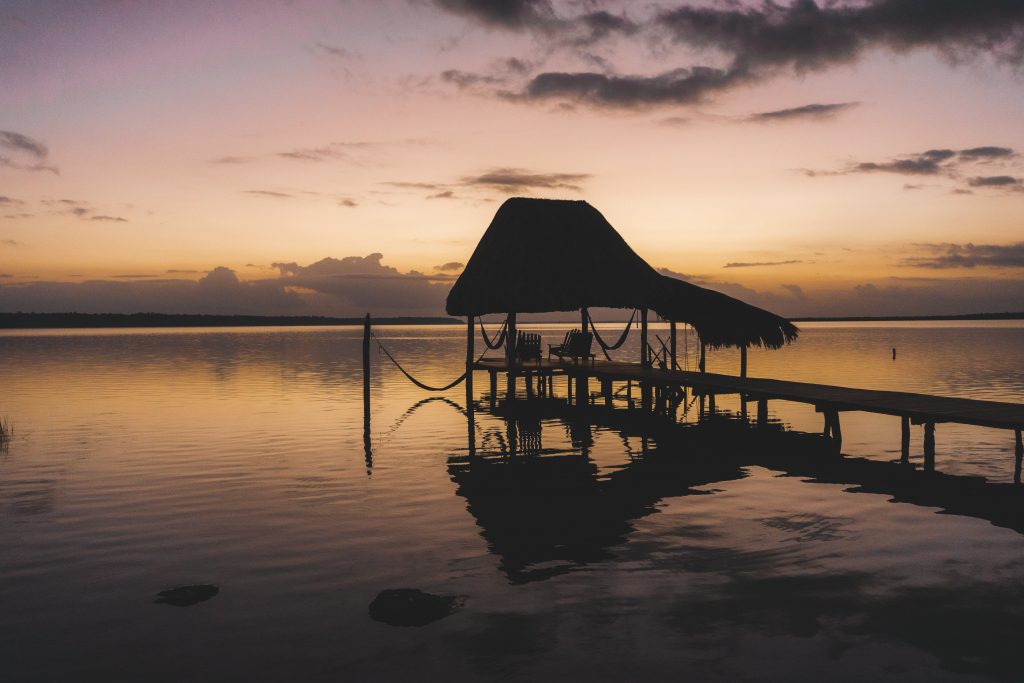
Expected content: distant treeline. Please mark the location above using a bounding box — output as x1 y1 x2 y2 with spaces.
0 312 461 329
792 312 1024 322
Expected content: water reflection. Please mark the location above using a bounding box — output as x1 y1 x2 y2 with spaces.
446 399 1024 677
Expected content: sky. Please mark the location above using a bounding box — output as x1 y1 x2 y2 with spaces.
2 0 1024 318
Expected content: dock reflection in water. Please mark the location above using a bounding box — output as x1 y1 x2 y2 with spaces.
443 396 1024 679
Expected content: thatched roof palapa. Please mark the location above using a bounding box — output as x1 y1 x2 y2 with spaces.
446 197 798 350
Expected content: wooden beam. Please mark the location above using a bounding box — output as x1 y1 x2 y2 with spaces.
465 315 474 405
901 416 910 464
362 313 371 471
640 308 649 367
924 422 936 472
505 312 517 402
670 321 677 370
1015 429 1022 484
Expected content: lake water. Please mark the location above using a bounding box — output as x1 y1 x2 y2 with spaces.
2 321 1024 681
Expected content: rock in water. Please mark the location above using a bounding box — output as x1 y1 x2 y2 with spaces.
368 588 463 627
154 584 219 607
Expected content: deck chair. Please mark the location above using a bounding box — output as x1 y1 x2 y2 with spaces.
548 329 578 360
516 331 542 365
570 331 596 366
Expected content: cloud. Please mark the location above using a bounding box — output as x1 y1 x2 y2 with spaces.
0 255 453 316
434 0 553 29
0 196 23 205
277 145 350 162
723 260 802 268
338 198 359 208
656 1 1024 73
0 130 58 173
428 190 456 199
210 155 257 165
434 261 464 272
460 167 591 192
748 102 858 122
2 239 19 247
441 69 506 89
244 190 292 199
809 146 1020 181
959 146 1015 161
902 242 1024 269
968 175 1021 187
313 41 354 59
517 65 748 108
90 215 128 222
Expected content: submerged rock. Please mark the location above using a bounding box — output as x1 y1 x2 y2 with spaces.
154 584 220 607
369 588 464 627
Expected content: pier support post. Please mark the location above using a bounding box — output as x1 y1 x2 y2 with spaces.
363 313 372 472
466 316 475 456
699 342 706 373
757 398 768 427
641 308 649 367
1015 429 1022 484
708 393 716 416
923 422 936 472
466 315 474 403
831 411 842 454
740 345 747 378
489 370 497 408
900 417 910 464
602 379 613 407
670 321 677 370
505 312 517 403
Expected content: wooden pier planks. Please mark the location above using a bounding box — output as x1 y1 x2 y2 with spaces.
474 358 1024 431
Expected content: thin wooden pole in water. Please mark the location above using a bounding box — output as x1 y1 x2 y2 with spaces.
363 313 372 473
699 341 706 373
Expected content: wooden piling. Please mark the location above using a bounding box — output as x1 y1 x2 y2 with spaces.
602 379 613 407
901 416 910 464
465 315 474 403
489 369 497 407
1015 429 1022 484
699 341 706 373
640 308 649 367
578 310 590 407
924 422 936 472
670 321 677 370
363 313 372 471
757 398 768 427
505 312 517 402
740 345 747 378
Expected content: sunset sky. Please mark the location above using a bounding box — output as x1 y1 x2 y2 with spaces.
2 0 1024 317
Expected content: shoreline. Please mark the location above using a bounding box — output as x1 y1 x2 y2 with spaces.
1 311 1022 329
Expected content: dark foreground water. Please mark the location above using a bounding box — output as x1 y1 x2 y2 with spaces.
2 321 1023 681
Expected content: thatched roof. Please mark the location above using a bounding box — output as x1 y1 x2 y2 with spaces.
652 275 799 350
446 197 798 349
446 198 662 316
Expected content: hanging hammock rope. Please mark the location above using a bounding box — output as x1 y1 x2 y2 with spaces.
586 308 637 352
479 319 507 350
370 331 488 392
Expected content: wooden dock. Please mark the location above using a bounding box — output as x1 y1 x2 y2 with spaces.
473 357 1024 476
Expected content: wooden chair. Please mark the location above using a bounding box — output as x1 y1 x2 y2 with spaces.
570 331 596 366
516 331 542 365
548 329 578 360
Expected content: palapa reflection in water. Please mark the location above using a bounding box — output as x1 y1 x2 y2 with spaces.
367 392 1024 678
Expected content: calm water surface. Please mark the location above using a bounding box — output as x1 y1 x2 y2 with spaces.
2 321 1023 681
